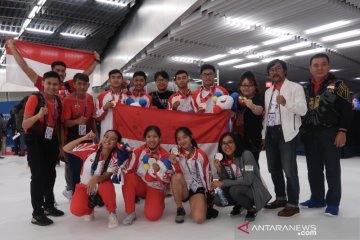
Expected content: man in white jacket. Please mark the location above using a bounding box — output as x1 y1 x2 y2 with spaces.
261 59 307 218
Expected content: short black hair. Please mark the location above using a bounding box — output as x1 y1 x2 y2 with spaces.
108 69 123 78
310 53 330 65
200 64 216 74
73 73 89 83
217 132 243 158
239 71 259 94
175 70 188 78
43 71 61 82
133 71 147 81
154 70 169 81
175 127 198 148
51 61 66 70
144 125 161 138
266 59 287 76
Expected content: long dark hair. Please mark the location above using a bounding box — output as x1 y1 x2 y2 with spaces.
217 132 243 158
92 129 122 175
175 127 198 148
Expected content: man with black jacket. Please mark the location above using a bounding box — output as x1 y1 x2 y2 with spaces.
300 53 353 216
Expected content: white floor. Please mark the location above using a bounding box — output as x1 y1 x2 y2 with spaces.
0 152 359 240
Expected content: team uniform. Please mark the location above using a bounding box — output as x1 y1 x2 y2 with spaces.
167 89 196 112
192 85 229 113
122 90 152 108
34 76 75 100
24 93 62 218
172 147 212 200
69 143 118 217
95 89 126 139
122 145 172 221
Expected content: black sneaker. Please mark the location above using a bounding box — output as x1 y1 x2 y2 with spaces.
31 214 53 226
230 205 242 216
44 206 64 217
206 207 219 219
175 207 186 223
245 209 257 222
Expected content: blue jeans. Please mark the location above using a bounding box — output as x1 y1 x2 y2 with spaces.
265 126 300 206
302 127 341 206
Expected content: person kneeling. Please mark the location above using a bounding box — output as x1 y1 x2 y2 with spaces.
212 132 271 222
63 130 123 228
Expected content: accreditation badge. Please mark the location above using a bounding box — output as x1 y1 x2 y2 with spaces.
44 126 54 140
79 124 86 136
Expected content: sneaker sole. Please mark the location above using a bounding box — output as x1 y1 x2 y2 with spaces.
324 212 338 217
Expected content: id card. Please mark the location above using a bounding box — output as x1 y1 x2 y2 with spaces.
190 180 200 192
79 124 86 136
45 126 54 140
267 113 276 126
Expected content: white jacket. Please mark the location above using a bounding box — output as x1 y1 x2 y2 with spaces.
262 79 307 142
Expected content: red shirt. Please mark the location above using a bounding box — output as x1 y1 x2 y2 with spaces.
34 76 75 100
311 74 328 95
63 92 95 141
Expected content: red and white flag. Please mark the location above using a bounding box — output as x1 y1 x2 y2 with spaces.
5 40 94 91
113 104 231 173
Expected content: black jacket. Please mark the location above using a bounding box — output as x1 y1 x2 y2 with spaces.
302 73 353 132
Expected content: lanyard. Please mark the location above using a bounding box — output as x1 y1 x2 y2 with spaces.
178 89 191 99
184 149 200 182
132 90 145 98
44 95 57 127
74 92 87 118
199 85 216 103
145 146 161 160
111 89 123 103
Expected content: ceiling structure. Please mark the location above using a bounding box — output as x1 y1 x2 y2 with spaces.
0 0 137 64
121 0 360 92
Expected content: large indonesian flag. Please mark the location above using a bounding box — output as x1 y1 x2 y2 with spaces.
113 104 231 174
5 40 94 90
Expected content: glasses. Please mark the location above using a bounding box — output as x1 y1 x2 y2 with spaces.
269 66 283 74
221 140 235 147
240 84 254 88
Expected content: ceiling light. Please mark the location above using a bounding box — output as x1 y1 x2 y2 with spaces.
329 69 341 72
261 55 291 63
336 39 360 48
25 28 54 34
95 0 128 7
247 50 276 59
280 42 311 51
229 45 258 54
218 58 243 66
224 17 253 30
305 20 351 35
321 30 360 42
171 56 199 63
262 36 294 45
227 81 234 84
60 32 87 38
355 77 360 80
294 48 325 56
203 54 227 62
233 62 259 69
0 30 19 35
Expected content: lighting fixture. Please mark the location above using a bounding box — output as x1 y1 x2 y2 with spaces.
95 0 128 7
280 42 311 51
261 55 290 63
0 30 18 35
321 30 360 42
25 28 54 34
218 58 243 66
247 50 276 59
329 69 341 72
294 48 325 56
305 20 351 35
262 36 294 45
336 40 360 48
203 54 227 62
171 56 199 63
233 62 259 69
60 32 87 38
229 45 258 54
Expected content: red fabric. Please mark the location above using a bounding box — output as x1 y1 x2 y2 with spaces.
34 76 75 99
24 94 60 127
311 75 328 95
113 104 229 144
70 181 116 216
122 173 165 221
69 143 99 161
6 40 94 69
62 93 94 128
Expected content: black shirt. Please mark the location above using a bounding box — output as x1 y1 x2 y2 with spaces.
150 90 174 109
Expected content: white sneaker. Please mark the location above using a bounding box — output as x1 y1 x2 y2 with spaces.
62 189 73 201
108 212 119 229
122 212 136 225
84 211 94 222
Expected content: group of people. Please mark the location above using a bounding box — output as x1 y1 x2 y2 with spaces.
7 39 353 229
